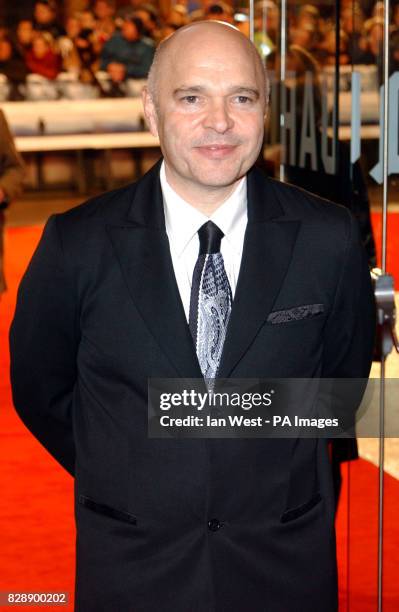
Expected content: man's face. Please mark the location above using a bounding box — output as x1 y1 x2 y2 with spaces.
143 26 266 200
34 3 54 25
32 35 49 57
17 20 34 45
94 1 114 20
122 20 139 41
80 11 96 30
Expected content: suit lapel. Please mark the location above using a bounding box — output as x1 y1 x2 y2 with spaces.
107 161 202 379
218 167 301 378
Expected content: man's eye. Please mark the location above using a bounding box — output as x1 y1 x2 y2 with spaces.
236 95 251 104
183 96 198 104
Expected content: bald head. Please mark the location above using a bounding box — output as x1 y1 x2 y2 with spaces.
147 21 269 111
142 20 267 209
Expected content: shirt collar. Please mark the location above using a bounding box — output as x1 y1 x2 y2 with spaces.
160 160 247 257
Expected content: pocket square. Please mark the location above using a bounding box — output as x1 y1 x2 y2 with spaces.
267 303 325 324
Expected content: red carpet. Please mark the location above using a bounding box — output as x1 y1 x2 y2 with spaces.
0 227 75 611
0 216 398 611
371 211 399 284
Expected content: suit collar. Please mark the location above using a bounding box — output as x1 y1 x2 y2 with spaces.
247 163 285 223
126 158 165 228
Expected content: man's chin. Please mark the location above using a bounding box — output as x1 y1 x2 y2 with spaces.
189 166 246 190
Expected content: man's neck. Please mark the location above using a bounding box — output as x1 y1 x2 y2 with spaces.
164 166 243 217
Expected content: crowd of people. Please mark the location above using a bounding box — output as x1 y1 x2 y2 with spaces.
0 0 398 100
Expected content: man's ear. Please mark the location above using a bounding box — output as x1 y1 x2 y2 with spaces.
142 86 159 137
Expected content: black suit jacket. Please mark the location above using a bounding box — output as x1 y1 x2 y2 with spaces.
9 160 375 612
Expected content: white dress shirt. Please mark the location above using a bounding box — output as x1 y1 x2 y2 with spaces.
160 161 248 322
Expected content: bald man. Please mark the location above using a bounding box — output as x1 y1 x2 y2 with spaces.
10 22 374 612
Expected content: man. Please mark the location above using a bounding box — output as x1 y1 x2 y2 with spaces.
100 13 154 80
0 108 25 294
32 0 66 40
10 21 375 611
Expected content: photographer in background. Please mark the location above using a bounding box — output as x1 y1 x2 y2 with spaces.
0 109 25 295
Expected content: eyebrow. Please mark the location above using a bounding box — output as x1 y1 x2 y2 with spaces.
173 85 260 99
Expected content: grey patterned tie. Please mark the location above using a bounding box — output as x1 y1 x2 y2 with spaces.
189 221 233 381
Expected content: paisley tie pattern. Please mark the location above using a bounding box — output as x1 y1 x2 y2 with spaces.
189 222 232 381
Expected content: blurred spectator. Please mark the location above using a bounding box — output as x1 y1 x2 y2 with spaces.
0 108 25 295
80 9 97 31
255 0 279 46
357 0 378 18
26 31 61 80
60 16 99 83
15 20 34 55
316 27 350 65
204 3 234 24
33 0 65 39
364 16 384 57
292 5 323 51
0 37 27 99
100 14 154 79
74 27 99 82
65 15 82 40
133 4 161 44
104 61 128 96
297 4 322 35
79 8 106 56
394 3 399 30
371 1 385 19
298 4 320 22
363 16 384 81
93 0 116 46
290 21 318 52
341 4 371 64
253 0 279 61
58 15 81 70
165 4 189 29
390 29 399 73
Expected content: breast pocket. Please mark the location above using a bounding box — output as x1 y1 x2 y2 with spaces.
267 303 326 326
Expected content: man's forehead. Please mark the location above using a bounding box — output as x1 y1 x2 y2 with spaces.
147 21 267 104
165 35 259 78
160 22 255 64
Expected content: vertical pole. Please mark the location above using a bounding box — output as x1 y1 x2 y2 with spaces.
378 361 385 612
249 0 254 43
279 0 287 182
334 0 340 176
377 0 390 609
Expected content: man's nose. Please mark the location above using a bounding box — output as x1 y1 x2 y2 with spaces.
203 99 234 133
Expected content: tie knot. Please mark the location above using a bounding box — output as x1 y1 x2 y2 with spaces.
198 221 224 255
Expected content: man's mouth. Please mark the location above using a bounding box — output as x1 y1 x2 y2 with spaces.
194 145 238 159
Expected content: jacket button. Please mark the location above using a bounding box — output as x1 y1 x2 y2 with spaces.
208 518 222 531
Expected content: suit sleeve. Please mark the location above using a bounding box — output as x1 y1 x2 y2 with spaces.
9 214 79 476
321 209 376 379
